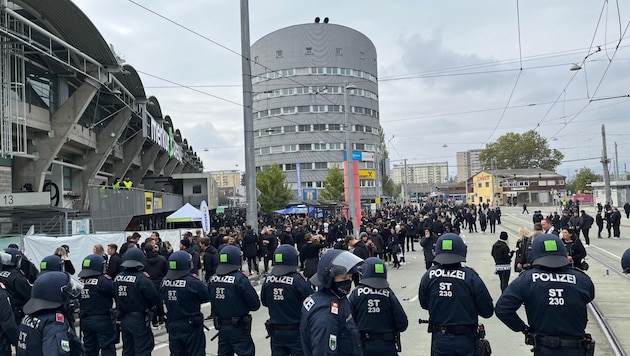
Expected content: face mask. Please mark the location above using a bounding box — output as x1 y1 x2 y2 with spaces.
331 279 353 296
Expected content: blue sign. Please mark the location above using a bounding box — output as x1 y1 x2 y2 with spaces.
303 189 317 201
343 151 362 161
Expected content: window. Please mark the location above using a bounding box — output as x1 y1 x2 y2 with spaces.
276 50 283 58
299 144 312 151
329 143 342 150
315 181 324 188
298 105 310 113
477 183 482 188
63 166 72 191
253 56 259 63
311 67 324 74
283 125 296 133
328 124 341 131
269 108 281 116
300 163 313 170
192 184 202 194
271 145 283 153
312 105 326 112
485 182 489 188
284 144 297 152
312 124 326 131
360 180 375 187
360 52 365 60
328 105 341 112
355 143 365 150
313 143 326 150
285 164 296 171
336 48 342 56
283 107 295 114
298 125 310 132
260 147 271 155
305 47 312 55
314 162 328 169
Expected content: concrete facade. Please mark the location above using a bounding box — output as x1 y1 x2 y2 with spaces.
250 22 381 202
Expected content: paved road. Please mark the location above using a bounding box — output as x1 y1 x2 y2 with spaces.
116 205 629 356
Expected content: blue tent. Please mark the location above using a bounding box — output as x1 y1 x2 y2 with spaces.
274 205 315 216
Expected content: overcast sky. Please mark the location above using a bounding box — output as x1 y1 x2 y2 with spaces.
73 0 630 180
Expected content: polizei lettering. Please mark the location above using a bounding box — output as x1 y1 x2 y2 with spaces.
356 286 390 297
114 275 137 283
532 273 576 284
429 269 465 280
210 275 236 284
162 279 187 288
264 275 294 285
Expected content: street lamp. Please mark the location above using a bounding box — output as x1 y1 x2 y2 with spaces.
233 164 239 206
344 82 358 237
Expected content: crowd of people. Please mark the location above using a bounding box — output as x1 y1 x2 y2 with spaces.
0 199 628 355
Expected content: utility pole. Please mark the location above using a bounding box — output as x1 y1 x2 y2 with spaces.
403 158 408 203
601 124 612 205
240 0 257 231
614 142 620 181
344 82 358 237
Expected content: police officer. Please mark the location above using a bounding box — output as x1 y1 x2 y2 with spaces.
113 247 162 356
0 251 18 355
261 245 314 356
78 254 117 356
300 249 364 356
16 271 83 355
160 250 210 356
348 257 408 356
495 234 595 356
39 254 65 274
0 247 32 325
208 245 260 356
419 233 494 356
623 248 630 273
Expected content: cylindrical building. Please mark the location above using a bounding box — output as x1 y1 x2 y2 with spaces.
251 22 381 203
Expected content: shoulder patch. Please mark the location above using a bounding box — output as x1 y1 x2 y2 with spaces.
104 274 112 280
55 313 65 323
329 334 337 351
303 296 315 311
143 271 151 278
192 273 200 280
61 339 70 352
330 301 339 315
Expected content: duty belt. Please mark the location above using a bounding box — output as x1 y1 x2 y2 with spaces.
80 311 111 318
536 336 585 349
433 324 477 336
217 316 248 326
361 331 395 341
271 323 300 331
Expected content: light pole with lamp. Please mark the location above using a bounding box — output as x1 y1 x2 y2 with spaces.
233 164 239 207
344 82 359 237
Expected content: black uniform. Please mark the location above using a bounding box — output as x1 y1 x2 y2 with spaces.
208 271 261 355
79 274 117 356
0 283 17 354
17 311 81 356
348 285 408 356
300 289 362 356
0 265 31 325
495 267 595 355
113 270 162 356
261 271 314 355
160 273 210 355
419 265 494 355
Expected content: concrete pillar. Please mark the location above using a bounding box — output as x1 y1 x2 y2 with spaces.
131 145 160 187
112 130 146 185
14 79 99 192
76 107 132 209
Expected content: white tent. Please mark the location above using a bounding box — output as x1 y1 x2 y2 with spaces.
166 203 202 223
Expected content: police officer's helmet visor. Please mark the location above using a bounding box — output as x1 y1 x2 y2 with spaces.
310 251 363 286
0 251 11 265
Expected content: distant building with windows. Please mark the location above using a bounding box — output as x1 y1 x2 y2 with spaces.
208 170 241 189
250 22 381 202
391 162 448 185
456 149 483 182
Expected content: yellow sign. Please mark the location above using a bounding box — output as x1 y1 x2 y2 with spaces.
359 169 376 180
375 197 381 204
144 192 154 214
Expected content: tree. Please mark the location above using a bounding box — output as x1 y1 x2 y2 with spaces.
320 165 345 201
573 168 602 193
256 164 292 213
218 191 229 206
479 130 564 171
382 175 401 198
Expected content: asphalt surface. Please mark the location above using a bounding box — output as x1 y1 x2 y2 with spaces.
110 205 629 356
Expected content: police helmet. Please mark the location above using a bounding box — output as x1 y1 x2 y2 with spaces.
433 233 467 265
310 249 363 288
121 247 146 268
39 255 64 275
164 250 193 280
3 247 22 266
77 254 106 278
216 245 242 275
530 234 569 268
621 248 630 273
0 251 12 266
270 245 299 276
358 257 389 288
23 271 83 315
